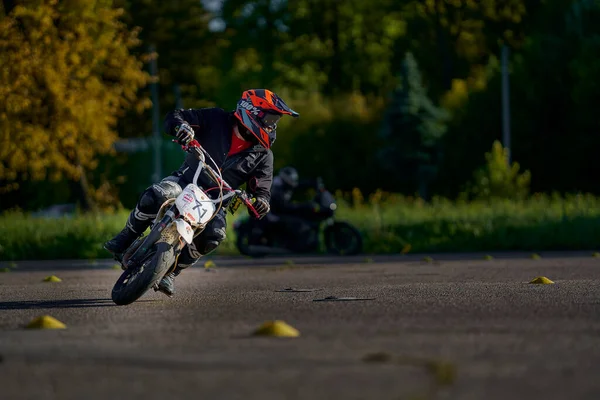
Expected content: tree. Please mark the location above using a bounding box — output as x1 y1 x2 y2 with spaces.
398 0 538 97
428 0 600 198
0 0 149 210
114 0 218 138
378 52 449 199
216 0 405 99
282 0 406 96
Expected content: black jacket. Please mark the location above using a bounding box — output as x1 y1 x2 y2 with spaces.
164 107 274 201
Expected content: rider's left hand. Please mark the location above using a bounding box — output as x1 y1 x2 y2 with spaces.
175 123 195 146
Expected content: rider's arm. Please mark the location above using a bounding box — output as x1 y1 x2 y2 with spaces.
164 109 204 139
247 149 274 203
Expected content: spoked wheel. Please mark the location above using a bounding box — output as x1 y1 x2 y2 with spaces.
111 242 175 306
324 222 363 255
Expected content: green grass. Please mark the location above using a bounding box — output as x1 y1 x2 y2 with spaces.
1 193 600 261
0 209 243 261
337 192 600 254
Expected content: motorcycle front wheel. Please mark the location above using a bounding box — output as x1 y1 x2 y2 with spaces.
324 221 363 255
111 242 175 305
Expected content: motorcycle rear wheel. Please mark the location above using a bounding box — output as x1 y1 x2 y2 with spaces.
111 242 175 305
324 221 362 255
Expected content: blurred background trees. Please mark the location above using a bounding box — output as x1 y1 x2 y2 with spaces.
0 0 149 211
1 0 599 212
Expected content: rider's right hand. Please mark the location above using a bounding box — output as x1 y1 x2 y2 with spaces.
251 196 270 219
175 123 194 146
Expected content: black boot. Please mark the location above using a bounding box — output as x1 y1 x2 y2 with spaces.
104 227 140 256
156 266 184 298
104 205 155 257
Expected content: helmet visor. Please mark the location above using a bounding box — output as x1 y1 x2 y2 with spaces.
260 112 281 130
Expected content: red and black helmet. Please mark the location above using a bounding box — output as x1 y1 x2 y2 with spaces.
233 89 299 149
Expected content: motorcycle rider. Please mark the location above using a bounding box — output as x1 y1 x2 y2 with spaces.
270 167 317 215
267 166 320 250
104 89 299 296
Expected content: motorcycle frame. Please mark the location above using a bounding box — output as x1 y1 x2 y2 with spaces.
121 142 256 270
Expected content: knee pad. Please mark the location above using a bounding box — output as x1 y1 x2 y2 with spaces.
152 179 182 204
199 239 220 255
211 227 227 242
138 179 182 213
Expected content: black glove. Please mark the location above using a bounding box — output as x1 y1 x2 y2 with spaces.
251 197 270 219
175 123 194 145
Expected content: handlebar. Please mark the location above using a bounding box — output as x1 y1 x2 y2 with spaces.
178 139 260 219
183 140 232 190
236 189 261 219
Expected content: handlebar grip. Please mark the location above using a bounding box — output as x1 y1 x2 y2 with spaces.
241 196 260 219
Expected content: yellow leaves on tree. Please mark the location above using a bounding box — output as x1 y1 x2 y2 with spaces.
0 0 150 200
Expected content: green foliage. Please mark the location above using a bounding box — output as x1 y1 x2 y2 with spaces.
336 191 600 254
487 0 600 194
2 193 600 260
271 91 387 193
0 0 149 208
378 52 449 198
466 140 531 200
4 0 600 211
115 0 218 136
217 0 405 98
399 0 532 95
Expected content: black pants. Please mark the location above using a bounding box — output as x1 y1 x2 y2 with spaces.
125 173 227 269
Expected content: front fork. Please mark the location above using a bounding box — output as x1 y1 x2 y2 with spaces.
125 205 178 269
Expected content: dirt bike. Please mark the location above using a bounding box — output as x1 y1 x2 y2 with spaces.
233 179 363 257
110 140 259 306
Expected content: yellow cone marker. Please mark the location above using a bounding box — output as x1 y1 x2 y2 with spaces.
204 260 216 269
426 360 457 386
252 320 300 338
111 264 122 270
484 255 494 260
43 275 62 282
529 276 554 284
422 256 433 262
26 315 66 330
530 253 541 259
593 252 600 258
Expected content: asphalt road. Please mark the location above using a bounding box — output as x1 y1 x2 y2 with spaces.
1 254 600 400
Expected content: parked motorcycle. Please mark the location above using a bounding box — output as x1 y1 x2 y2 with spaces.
110 140 259 306
233 179 362 257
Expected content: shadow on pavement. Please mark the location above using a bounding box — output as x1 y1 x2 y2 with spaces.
0 298 118 310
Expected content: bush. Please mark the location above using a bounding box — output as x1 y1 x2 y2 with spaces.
466 140 531 200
